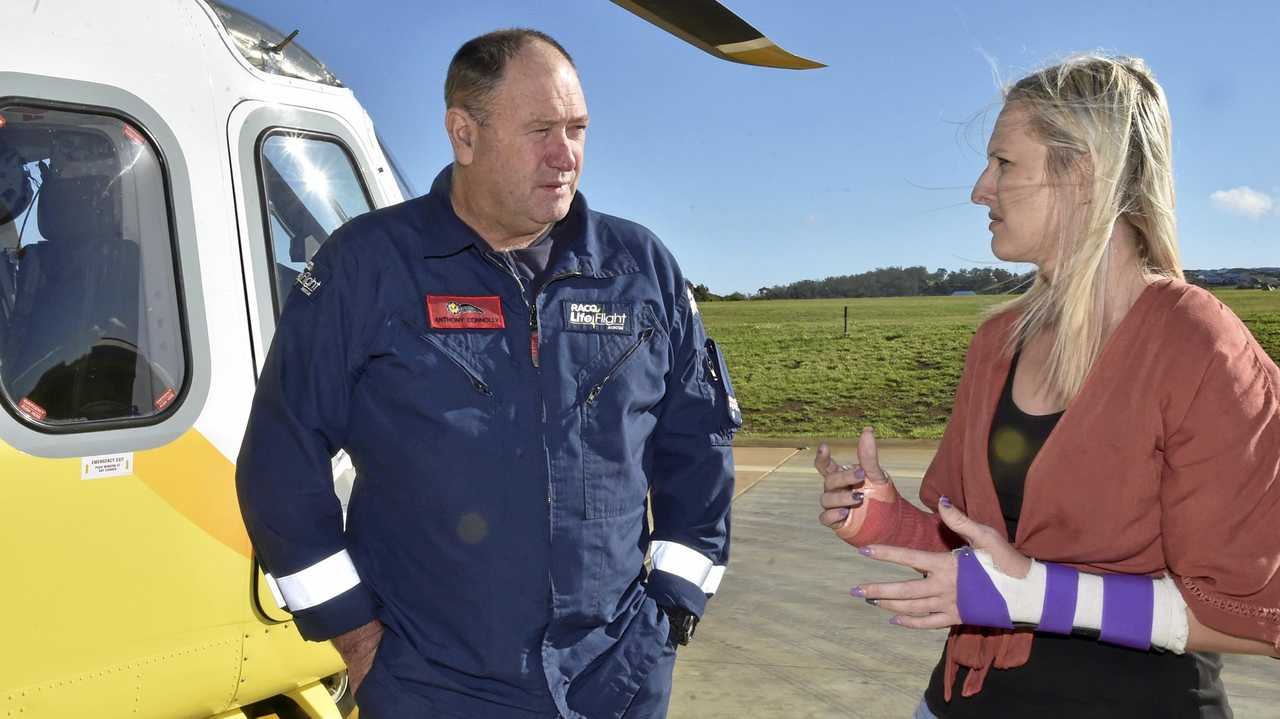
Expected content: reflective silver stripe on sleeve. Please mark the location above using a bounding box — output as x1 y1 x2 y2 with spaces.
275 549 361 611
702 565 727 595
262 572 287 609
649 540 714 588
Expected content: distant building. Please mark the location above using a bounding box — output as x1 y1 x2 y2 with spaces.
951 290 977 296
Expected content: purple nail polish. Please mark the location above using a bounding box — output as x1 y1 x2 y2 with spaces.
850 586 865 597
851 492 864 506
854 467 866 480
939 496 953 509
858 546 874 557
835 508 850 520
889 616 901 626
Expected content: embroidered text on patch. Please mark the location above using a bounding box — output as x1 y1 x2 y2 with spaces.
427 295 506 330
565 302 630 333
296 262 322 297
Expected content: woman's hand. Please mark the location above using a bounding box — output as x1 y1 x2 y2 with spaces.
816 427 899 539
853 499 1033 629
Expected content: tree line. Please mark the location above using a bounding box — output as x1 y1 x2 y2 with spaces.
691 266 1033 302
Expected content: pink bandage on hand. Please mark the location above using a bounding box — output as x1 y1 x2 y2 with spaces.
834 491 951 553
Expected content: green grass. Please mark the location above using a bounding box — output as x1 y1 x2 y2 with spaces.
702 290 1280 440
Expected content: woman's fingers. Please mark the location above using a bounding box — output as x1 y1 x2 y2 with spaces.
859 545 951 575
819 507 852 528
825 466 865 492
814 443 840 477
821 488 865 510
890 612 959 630
854 575 946 601
864 596 949 617
857 427 890 484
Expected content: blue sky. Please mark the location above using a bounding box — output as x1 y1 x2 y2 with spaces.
236 1 1277 294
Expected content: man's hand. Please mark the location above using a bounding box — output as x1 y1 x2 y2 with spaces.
816 427 899 537
331 618 384 696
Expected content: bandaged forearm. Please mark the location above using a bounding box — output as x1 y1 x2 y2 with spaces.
955 548 1189 653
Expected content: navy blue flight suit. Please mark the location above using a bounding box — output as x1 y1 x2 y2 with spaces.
236 166 740 718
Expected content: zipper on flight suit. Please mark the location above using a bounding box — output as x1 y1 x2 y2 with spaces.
585 327 656 405
528 270 583 368
418 334 493 397
480 253 582 368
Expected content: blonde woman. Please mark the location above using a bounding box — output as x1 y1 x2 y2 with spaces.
817 55 1280 718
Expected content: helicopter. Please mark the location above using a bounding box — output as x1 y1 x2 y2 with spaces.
0 0 819 717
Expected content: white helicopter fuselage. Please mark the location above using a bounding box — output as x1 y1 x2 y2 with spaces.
0 0 402 715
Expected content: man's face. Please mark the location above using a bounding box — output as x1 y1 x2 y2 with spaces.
466 42 588 235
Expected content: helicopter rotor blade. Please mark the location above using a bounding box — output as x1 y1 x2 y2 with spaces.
609 0 825 70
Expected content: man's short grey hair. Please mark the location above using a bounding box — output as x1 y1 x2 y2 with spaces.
445 29 575 126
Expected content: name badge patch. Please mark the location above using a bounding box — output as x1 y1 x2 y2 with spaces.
427 295 506 330
564 301 631 333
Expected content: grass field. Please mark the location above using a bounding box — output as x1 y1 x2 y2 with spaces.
701 289 1280 440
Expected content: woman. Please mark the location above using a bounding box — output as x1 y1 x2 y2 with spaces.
816 55 1280 718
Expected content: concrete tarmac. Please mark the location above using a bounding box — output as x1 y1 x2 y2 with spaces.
669 442 1280 718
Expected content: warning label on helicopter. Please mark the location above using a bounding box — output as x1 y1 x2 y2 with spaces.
82 453 134 480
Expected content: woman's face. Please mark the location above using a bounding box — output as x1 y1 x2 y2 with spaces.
971 104 1066 272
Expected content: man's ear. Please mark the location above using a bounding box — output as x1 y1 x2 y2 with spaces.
446 107 478 166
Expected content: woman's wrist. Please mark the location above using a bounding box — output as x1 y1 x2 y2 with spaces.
956 548 1189 653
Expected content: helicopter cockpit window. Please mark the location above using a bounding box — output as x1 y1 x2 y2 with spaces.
205 0 343 87
0 104 187 429
258 131 372 315
377 132 417 201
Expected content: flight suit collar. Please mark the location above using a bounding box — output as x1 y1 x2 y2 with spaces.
420 165 638 280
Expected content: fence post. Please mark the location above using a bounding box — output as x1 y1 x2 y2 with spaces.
843 306 848 336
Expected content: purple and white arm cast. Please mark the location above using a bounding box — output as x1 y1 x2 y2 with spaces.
954 548 1189 653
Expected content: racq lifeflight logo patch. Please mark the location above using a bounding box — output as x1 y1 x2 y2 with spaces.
564 301 630 333
427 295 505 330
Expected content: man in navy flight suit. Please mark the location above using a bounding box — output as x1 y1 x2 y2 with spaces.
236 29 740 718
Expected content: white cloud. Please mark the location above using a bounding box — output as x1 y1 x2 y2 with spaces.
1210 186 1274 219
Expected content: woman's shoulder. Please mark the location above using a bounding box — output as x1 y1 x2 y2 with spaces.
971 309 1019 349
1143 279 1255 352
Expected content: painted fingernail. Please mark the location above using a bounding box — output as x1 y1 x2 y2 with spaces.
834 508 850 520
939 496 953 509
850 586 865 597
889 617 901 626
851 492 864 506
864 598 880 607
854 467 866 480
858 546 874 557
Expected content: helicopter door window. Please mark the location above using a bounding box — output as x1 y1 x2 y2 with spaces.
257 131 372 315
0 104 187 429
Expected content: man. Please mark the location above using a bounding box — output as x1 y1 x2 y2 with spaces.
236 29 740 718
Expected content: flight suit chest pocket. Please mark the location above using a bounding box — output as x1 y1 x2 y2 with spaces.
374 315 504 436
576 306 668 519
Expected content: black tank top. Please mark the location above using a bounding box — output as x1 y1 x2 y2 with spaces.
922 352 1228 718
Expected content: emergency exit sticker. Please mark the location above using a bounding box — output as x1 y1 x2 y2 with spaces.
82 453 134 480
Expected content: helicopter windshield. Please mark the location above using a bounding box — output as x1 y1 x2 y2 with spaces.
205 0 342 86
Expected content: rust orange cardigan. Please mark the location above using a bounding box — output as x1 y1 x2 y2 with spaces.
868 280 1280 698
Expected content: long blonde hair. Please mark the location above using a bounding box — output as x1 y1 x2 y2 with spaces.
994 54 1183 404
